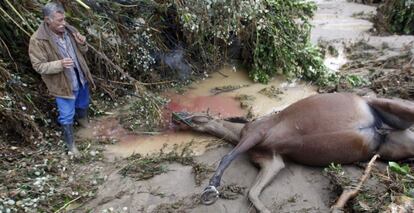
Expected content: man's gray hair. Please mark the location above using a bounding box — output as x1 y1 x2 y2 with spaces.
42 2 65 18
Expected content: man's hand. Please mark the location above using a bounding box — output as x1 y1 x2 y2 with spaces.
72 32 86 45
61 58 74 69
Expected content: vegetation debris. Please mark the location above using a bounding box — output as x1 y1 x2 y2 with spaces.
259 86 284 99
210 84 249 95
119 143 213 185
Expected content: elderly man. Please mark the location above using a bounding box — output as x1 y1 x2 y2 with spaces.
29 2 95 156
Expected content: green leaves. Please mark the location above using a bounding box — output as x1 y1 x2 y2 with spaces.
249 0 328 84
174 0 329 85
389 161 411 176
383 0 414 35
388 161 414 197
345 74 369 88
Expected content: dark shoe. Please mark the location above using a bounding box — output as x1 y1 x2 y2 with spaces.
76 117 89 128
75 108 89 128
62 124 81 157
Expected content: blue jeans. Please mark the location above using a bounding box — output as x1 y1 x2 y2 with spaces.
56 84 89 125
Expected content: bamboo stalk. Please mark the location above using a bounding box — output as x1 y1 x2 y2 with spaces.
331 154 380 212
0 37 18 71
4 0 35 33
75 0 91 10
54 196 82 213
0 6 31 37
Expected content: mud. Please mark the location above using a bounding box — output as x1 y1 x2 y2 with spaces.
76 0 414 212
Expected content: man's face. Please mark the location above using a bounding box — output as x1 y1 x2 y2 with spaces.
46 12 66 34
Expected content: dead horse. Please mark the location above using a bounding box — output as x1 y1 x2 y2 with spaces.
172 92 414 213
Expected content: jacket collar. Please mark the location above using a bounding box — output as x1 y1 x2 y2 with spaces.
35 22 78 40
35 22 65 61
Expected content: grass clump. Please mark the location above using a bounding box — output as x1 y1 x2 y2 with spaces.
119 92 169 133
119 143 213 185
259 86 284 99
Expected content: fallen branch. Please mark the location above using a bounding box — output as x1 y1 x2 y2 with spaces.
217 70 229 78
54 196 82 213
331 154 380 212
86 43 138 84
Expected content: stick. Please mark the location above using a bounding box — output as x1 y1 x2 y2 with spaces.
4 0 35 33
75 0 91 10
86 43 135 83
217 70 229 78
0 6 31 37
66 25 145 92
331 154 380 212
54 196 82 213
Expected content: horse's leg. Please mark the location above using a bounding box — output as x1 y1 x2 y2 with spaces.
201 133 263 204
377 130 414 160
248 151 285 213
175 113 245 144
365 97 414 129
366 97 414 159
202 120 244 144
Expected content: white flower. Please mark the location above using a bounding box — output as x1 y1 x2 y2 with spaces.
7 199 15 205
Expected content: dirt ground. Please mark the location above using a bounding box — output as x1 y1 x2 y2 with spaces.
72 1 414 212
79 145 340 213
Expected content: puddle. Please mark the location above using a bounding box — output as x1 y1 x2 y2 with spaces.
78 67 316 159
166 93 245 118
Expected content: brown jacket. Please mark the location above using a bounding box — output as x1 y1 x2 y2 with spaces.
29 22 95 98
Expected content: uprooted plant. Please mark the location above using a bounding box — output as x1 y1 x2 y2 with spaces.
324 160 414 212
375 0 414 35
119 143 214 186
119 92 169 133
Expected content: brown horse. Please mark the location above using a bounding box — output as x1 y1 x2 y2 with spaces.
172 93 414 213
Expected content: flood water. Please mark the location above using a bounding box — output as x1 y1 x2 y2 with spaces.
77 67 316 159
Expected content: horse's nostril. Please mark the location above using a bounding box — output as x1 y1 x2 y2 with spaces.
171 112 193 126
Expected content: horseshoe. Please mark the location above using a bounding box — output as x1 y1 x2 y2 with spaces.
201 185 219 205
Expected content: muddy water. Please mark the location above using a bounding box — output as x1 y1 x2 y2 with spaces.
78 67 316 159
310 0 375 43
311 0 376 72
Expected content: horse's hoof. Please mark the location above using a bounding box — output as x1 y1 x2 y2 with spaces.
201 185 219 205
